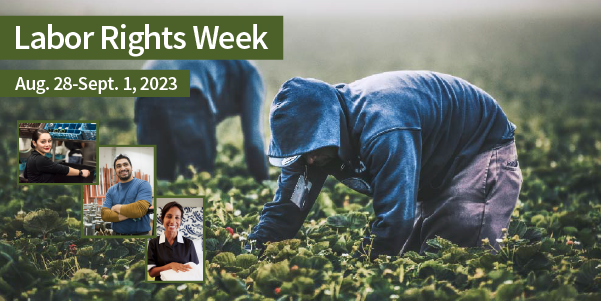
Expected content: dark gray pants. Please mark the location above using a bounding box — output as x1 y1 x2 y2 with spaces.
402 141 523 254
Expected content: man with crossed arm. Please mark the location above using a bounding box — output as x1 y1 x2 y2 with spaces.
101 154 153 236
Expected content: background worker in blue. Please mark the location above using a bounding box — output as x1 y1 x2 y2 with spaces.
249 71 523 258
101 154 153 236
135 60 269 182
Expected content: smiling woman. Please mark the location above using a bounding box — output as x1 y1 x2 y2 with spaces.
24 128 91 183
147 201 201 281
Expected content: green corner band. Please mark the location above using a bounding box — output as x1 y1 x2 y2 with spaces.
0 16 283 60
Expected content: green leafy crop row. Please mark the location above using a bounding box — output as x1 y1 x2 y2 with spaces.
2 15 601 301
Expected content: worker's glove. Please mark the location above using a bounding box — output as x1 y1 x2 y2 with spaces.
244 239 266 257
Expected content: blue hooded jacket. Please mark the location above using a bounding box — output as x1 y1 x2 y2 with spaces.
249 71 515 256
136 60 268 181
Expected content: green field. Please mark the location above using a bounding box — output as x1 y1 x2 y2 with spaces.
1 15 601 300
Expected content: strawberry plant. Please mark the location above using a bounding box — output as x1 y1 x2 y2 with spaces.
1 13 601 301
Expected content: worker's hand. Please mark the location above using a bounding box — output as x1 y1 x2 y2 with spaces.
81 170 90 177
111 204 122 213
168 262 192 273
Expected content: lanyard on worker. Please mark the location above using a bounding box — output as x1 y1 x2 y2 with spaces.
291 165 312 210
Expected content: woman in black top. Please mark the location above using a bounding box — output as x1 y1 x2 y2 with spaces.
24 129 91 183
148 201 200 281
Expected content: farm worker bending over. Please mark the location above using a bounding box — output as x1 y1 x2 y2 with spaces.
101 154 153 236
135 60 269 182
249 71 523 258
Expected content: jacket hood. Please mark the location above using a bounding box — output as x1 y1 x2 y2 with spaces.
268 77 352 166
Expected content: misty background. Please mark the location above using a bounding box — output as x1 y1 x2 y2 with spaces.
1 0 600 154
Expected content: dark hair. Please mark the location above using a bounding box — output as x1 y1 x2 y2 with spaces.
113 154 132 169
161 201 184 224
31 129 51 149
